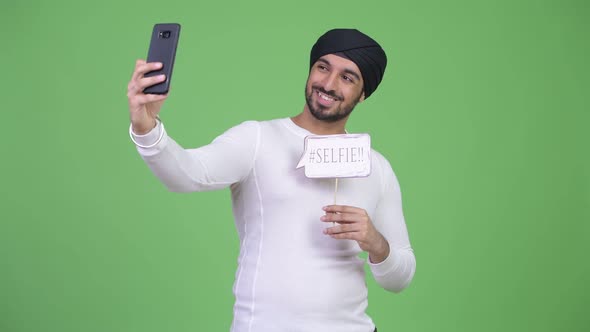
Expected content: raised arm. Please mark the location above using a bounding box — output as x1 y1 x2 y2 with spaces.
127 59 259 192
131 120 259 192
127 59 168 135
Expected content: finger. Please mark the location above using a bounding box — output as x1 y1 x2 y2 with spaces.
135 59 146 68
128 74 166 95
328 232 363 241
132 62 162 82
136 74 167 91
132 61 163 82
132 60 147 81
324 223 360 235
323 205 367 214
320 212 365 224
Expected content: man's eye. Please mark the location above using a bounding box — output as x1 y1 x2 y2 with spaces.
318 65 328 71
342 75 353 82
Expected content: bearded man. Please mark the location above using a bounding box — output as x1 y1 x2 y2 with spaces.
127 28 416 332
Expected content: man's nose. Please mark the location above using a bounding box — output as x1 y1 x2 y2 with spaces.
321 72 338 92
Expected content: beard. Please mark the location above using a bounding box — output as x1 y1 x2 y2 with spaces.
305 84 362 123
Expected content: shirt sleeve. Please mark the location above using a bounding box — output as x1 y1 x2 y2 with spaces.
368 154 416 293
131 120 260 192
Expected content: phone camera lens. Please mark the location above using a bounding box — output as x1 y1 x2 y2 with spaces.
159 31 171 39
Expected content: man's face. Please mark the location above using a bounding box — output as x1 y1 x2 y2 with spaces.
305 54 365 123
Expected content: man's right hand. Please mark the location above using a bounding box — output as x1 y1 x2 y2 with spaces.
127 59 169 135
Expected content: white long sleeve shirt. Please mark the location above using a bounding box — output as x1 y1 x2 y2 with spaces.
132 118 416 332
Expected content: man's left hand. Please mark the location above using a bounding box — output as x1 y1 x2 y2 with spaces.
321 205 390 263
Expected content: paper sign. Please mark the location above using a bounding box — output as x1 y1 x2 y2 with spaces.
296 134 371 178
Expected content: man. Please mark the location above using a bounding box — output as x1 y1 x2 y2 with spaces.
127 28 415 332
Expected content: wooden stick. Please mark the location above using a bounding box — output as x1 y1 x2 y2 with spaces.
333 178 339 226
334 178 339 204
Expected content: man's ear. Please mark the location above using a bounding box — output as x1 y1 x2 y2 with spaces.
359 92 366 103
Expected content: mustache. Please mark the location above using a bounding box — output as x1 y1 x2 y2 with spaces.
312 86 342 101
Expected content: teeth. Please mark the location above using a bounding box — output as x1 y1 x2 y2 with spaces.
318 92 335 101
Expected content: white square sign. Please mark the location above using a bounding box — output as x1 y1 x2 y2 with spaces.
296 134 371 178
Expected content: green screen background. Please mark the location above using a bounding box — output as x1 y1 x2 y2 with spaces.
1 0 588 331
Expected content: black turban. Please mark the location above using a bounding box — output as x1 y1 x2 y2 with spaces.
310 29 387 99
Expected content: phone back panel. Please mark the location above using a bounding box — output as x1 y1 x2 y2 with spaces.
143 23 181 94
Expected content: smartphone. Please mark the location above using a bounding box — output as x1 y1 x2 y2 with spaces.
143 23 181 94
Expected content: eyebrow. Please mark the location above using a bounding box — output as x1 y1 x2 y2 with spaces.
317 57 362 82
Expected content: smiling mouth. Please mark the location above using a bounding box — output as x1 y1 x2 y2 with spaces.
317 90 339 102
